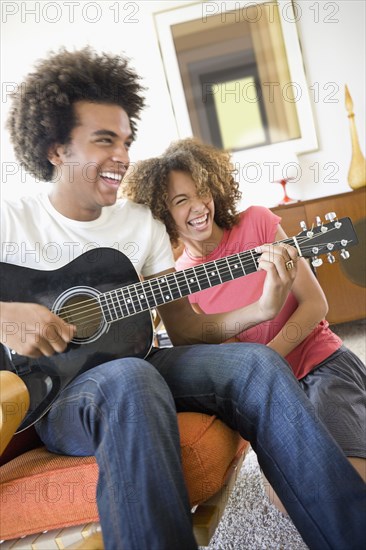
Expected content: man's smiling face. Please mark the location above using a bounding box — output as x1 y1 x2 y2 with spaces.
48 101 133 220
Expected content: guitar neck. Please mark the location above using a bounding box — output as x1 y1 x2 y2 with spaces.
99 236 297 323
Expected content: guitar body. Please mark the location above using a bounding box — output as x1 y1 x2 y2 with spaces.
1 248 153 431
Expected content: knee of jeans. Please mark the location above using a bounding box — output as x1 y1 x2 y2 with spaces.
85 358 172 406
254 344 289 365
68 359 175 429
229 343 293 382
256 344 294 377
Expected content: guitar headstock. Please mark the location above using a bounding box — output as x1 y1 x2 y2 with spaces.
296 213 358 267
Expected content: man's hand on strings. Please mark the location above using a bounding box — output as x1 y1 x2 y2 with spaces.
0 301 76 358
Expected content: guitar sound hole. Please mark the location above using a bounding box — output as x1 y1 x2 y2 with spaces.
59 294 103 341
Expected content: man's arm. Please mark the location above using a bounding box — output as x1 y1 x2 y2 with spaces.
0 301 75 357
149 243 298 345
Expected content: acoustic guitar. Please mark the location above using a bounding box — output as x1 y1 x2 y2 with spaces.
0 215 357 432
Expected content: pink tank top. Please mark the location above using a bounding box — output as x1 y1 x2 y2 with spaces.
176 206 342 379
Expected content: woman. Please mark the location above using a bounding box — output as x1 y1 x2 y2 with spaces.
123 138 366 492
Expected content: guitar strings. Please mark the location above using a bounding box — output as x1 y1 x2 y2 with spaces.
55 233 342 323
55 233 344 328
55 236 296 318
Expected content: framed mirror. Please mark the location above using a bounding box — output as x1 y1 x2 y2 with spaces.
154 0 318 155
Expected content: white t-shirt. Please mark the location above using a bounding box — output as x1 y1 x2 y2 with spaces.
1 193 174 277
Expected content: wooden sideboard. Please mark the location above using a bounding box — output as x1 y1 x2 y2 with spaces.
271 187 366 325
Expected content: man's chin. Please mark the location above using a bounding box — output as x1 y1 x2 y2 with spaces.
101 193 119 206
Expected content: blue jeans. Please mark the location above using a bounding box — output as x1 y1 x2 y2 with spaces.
36 343 366 550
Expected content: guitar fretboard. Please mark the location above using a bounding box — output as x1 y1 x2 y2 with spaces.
98 239 295 323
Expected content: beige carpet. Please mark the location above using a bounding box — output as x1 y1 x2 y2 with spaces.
202 320 365 549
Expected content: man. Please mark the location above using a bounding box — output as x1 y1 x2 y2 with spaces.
1 47 365 550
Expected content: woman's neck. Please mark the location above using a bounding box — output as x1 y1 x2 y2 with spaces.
184 223 225 259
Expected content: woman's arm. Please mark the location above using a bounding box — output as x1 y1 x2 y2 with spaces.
152 241 299 346
266 226 328 358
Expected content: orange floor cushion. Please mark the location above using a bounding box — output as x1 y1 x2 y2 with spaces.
0 412 247 540
178 413 247 505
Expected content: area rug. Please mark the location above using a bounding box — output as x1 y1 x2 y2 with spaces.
203 448 308 549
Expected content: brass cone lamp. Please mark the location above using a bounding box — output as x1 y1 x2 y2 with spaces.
345 85 366 190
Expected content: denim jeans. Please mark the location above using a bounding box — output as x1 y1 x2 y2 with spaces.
36 343 366 550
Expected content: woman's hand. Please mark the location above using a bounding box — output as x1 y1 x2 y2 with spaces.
255 242 298 319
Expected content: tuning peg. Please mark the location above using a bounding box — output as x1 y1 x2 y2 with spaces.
327 243 334 250
300 220 314 237
325 212 337 222
340 249 350 260
315 216 328 232
327 253 336 263
325 211 342 229
312 256 323 267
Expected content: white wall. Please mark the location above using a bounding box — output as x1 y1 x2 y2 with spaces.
1 0 365 209
293 0 366 200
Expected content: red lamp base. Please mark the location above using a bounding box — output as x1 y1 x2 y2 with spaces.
275 178 298 206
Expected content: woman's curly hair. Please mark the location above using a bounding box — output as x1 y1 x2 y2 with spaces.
123 138 242 247
6 47 145 181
